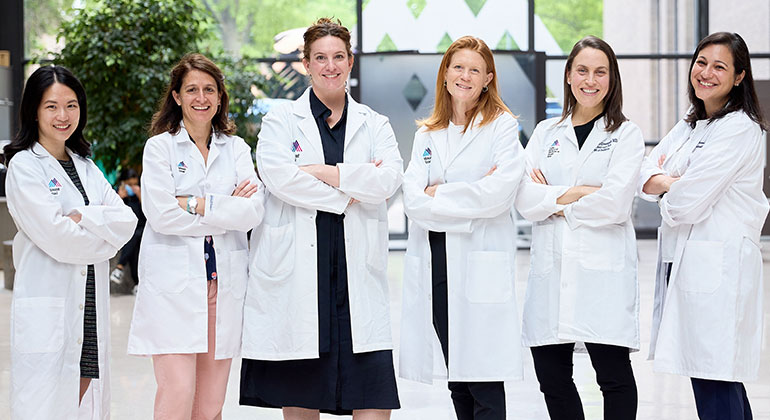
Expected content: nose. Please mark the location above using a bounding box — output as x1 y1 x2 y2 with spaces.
701 65 714 78
56 106 67 120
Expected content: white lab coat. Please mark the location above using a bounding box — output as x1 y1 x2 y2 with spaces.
399 112 525 383
7 143 137 420
242 89 403 360
639 111 768 381
127 126 264 358
515 116 644 350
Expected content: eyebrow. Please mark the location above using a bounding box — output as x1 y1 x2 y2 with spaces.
698 55 729 67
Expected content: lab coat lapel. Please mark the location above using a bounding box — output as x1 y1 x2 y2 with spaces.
573 118 606 176
293 89 324 163
344 95 366 151
33 142 80 194
207 132 226 169
176 125 205 169
446 116 485 168
427 129 447 173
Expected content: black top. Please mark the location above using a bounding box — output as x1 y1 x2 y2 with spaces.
310 88 348 164
574 113 605 149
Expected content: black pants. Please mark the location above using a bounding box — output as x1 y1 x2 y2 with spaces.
429 231 506 420
531 342 637 420
691 377 752 419
118 228 142 284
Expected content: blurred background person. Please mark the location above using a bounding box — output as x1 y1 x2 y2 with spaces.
110 167 146 294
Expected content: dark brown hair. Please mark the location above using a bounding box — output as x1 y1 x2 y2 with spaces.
560 36 626 132
419 36 511 133
149 53 235 136
302 18 353 60
685 32 767 130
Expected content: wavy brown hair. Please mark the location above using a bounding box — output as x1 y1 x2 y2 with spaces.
302 18 353 60
419 36 511 133
149 53 235 136
685 32 767 130
560 36 626 132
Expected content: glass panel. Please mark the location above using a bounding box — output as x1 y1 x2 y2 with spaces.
362 0 529 53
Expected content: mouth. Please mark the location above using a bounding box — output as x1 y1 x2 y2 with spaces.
697 79 716 88
455 83 472 90
322 73 341 80
580 88 599 95
53 123 71 131
192 105 211 111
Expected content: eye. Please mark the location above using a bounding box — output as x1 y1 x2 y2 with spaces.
596 69 607 76
470 68 480 74
335 54 345 60
577 68 587 74
68 103 78 109
715 65 726 71
316 55 326 61
205 86 216 93
46 105 56 110
187 87 196 93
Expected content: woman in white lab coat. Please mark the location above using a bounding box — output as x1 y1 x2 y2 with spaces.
5 65 137 419
639 32 767 420
400 35 525 420
515 36 644 419
239 18 403 419
126 53 264 419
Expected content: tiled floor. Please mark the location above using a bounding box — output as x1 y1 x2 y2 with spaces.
1 239 769 419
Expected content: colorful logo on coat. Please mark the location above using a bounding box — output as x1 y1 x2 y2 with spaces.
292 140 302 162
177 161 187 173
547 139 560 158
593 138 618 152
422 147 432 164
48 178 62 195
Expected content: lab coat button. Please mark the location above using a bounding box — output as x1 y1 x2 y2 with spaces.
77 338 83 345
81 269 87 276
310 243 315 248
79 304 84 310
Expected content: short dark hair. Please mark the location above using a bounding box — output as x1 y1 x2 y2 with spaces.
4 65 90 163
150 53 235 137
560 36 626 132
685 32 767 130
302 18 353 60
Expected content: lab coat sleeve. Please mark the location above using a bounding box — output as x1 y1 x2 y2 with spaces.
637 120 687 201
141 135 227 237
337 113 404 204
659 115 763 227
402 130 473 233
73 161 138 249
6 155 127 265
563 122 645 229
514 120 570 222
256 105 350 214
201 137 265 231
431 114 524 219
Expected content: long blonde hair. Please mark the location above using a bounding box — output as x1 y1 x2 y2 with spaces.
419 36 511 132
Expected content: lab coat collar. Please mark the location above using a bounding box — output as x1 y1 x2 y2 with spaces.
574 117 610 172
427 113 487 169
174 122 224 169
552 117 579 148
293 87 369 160
32 142 91 194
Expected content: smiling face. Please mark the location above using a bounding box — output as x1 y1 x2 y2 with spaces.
303 35 353 97
37 82 80 153
690 43 745 116
567 47 610 115
444 48 493 108
172 69 220 127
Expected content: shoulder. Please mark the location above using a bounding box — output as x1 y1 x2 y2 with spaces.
614 120 643 138
711 111 763 142
145 131 175 148
351 100 391 127
533 116 562 134
7 148 41 174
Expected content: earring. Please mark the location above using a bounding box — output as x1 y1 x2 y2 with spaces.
443 80 447 87
482 85 488 93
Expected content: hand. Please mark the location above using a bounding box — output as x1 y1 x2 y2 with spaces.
485 165 497 177
424 184 439 197
348 197 360 207
67 213 82 223
117 183 128 199
530 169 548 185
556 185 600 205
232 179 258 198
657 154 666 168
373 159 383 168
132 184 142 201
554 210 564 217
642 174 680 195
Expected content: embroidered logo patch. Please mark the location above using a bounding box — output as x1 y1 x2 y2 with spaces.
292 140 302 161
422 147 432 164
593 138 618 152
695 139 706 149
547 139 560 158
177 161 187 173
48 178 62 195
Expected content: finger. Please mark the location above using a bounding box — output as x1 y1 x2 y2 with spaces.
658 154 666 167
373 159 383 167
242 184 259 198
535 169 548 184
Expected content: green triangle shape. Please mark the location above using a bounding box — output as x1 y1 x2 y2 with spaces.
437 33 453 53
496 30 519 50
464 0 487 17
406 0 427 19
377 33 398 52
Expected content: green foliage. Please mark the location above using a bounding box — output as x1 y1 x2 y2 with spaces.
217 57 270 148
23 0 77 57
536 0 603 53
54 0 209 172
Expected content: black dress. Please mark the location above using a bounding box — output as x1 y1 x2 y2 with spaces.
240 89 400 415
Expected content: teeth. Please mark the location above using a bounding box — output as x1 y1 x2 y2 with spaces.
54 124 70 129
192 106 209 110
699 80 715 87
582 89 598 93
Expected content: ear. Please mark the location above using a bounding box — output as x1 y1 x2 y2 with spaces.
348 54 354 71
302 58 310 75
171 90 181 106
735 70 746 86
485 72 493 87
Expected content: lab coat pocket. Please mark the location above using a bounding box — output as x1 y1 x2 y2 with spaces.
530 222 554 275
366 219 388 272
677 240 723 293
578 225 625 272
13 297 65 354
465 251 513 303
227 249 249 298
253 224 295 281
144 244 190 293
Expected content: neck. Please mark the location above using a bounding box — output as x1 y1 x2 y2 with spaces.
184 119 212 146
704 98 727 118
571 104 603 126
451 99 475 126
313 87 346 112
38 138 68 160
